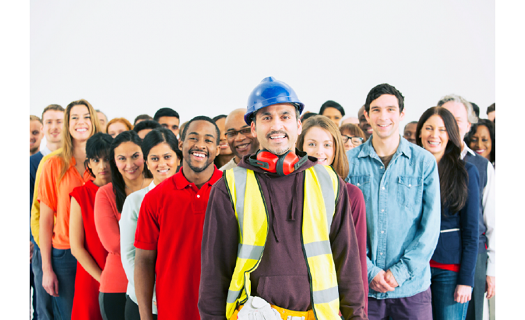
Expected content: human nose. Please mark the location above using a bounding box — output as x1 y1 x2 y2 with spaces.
269 117 285 131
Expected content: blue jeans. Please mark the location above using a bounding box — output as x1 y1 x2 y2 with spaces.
431 267 470 320
32 245 62 320
51 248 77 320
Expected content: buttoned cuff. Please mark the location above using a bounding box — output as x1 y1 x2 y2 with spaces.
389 261 411 287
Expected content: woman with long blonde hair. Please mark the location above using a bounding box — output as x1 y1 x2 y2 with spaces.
297 115 369 313
38 99 101 320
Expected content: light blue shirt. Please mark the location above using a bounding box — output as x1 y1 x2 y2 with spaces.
345 135 440 299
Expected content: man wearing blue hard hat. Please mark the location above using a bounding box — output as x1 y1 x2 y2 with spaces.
199 77 367 319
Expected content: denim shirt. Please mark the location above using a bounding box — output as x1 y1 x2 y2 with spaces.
345 136 440 299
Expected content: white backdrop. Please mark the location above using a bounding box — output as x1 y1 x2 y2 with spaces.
30 0 494 128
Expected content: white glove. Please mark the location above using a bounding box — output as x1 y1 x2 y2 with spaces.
237 296 282 320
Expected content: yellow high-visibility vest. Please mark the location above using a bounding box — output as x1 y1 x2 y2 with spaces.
223 165 341 320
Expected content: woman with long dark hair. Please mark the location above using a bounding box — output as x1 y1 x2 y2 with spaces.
94 130 153 320
39 99 101 320
120 128 182 320
297 115 368 313
69 133 113 320
416 107 480 320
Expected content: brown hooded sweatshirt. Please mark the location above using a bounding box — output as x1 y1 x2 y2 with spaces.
198 151 366 319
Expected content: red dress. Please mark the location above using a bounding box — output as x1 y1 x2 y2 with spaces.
70 180 109 320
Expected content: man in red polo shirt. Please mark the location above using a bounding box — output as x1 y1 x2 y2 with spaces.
134 116 222 320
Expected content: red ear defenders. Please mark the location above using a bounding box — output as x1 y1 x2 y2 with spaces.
248 149 307 176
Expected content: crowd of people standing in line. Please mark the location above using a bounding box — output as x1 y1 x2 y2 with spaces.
29 78 495 320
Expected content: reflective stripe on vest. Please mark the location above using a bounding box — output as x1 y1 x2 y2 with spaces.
223 165 340 320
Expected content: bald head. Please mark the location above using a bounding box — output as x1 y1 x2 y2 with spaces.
225 108 260 161
341 116 359 125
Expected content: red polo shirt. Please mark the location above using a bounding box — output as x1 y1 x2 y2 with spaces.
134 166 222 320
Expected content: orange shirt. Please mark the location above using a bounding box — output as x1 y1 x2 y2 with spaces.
38 155 92 249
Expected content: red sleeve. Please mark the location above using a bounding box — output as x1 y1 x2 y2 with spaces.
134 190 159 250
346 182 369 314
38 157 59 211
94 185 121 254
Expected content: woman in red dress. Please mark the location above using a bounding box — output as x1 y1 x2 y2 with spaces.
69 133 113 320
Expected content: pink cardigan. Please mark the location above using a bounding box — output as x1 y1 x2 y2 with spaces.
94 183 128 293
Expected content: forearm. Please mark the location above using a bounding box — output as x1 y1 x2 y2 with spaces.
120 210 138 288
71 247 102 282
483 164 496 276
331 180 366 319
135 249 156 320
39 204 54 273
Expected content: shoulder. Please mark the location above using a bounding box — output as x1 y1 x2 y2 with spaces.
126 187 149 204
97 183 115 199
30 152 43 166
345 182 363 197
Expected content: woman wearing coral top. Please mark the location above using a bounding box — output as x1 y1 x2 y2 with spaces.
39 99 101 320
69 133 113 320
95 130 152 320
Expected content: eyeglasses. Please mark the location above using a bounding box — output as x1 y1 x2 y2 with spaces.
342 135 364 146
225 127 252 138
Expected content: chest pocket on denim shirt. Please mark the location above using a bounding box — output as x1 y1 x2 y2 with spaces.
348 175 371 203
396 175 422 208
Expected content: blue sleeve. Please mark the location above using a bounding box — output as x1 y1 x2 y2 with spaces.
389 156 441 286
457 163 480 287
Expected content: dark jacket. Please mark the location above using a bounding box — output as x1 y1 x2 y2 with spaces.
198 151 367 319
431 162 480 287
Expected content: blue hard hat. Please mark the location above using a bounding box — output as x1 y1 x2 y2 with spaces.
244 76 304 124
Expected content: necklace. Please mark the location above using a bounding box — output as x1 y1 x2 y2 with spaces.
125 175 145 193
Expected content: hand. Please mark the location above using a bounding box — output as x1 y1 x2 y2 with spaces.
454 285 472 304
384 269 399 288
30 242 34 261
486 276 495 299
42 269 59 297
370 270 395 293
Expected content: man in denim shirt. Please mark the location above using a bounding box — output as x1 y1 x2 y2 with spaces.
346 83 440 320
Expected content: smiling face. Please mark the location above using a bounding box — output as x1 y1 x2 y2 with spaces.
365 94 405 142
146 142 180 185
114 141 145 183
42 110 64 144
107 121 128 138
322 107 343 126
214 117 233 156
251 103 302 156
225 109 259 160
69 105 93 143
441 101 471 142
419 114 449 162
181 120 220 173
469 124 492 161
30 120 42 154
302 126 335 166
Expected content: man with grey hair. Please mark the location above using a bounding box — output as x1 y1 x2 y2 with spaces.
438 94 495 320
